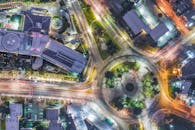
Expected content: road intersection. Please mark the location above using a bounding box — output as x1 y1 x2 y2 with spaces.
0 0 195 129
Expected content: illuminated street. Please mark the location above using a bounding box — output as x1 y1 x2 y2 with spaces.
0 0 194 130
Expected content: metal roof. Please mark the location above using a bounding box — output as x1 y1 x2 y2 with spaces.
149 22 169 41
123 10 148 35
22 10 51 34
0 30 86 73
182 57 195 76
123 10 169 42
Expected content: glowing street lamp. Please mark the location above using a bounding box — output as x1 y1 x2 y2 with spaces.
95 13 101 21
87 27 92 34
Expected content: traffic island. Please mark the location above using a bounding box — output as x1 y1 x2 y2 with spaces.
100 55 160 119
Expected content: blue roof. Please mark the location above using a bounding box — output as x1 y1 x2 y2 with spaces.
42 39 86 73
149 22 169 41
123 10 169 42
123 10 149 35
46 108 59 121
0 30 86 73
22 10 51 34
182 57 195 76
181 81 192 94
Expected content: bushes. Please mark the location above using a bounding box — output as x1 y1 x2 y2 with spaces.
80 2 96 24
110 96 145 115
142 72 160 98
104 62 141 88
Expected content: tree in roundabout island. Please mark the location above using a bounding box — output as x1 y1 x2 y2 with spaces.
110 96 144 115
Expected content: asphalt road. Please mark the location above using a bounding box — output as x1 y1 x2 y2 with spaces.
0 0 195 130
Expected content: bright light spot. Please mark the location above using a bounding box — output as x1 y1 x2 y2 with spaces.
192 15 195 20
87 114 97 122
95 14 101 21
188 22 194 28
122 33 128 41
87 27 92 34
186 50 195 59
10 22 19 30
169 124 174 128
172 70 177 75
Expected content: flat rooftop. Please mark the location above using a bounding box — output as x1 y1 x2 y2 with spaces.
149 22 169 41
46 108 59 121
42 39 86 73
49 121 63 130
123 8 175 47
6 103 23 130
22 10 51 34
182 57 195 76
9 103 23 117
123 10 150 35
123 9 169 42
0 29 86 73
6 118 19 130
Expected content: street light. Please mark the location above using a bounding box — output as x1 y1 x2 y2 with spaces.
87 27 92 34
88 15 100 34
95 14 101 21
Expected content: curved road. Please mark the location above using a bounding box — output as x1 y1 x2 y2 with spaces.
0 0 195 130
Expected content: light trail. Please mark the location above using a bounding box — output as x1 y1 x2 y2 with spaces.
156 0 189 35
153 29 195 62
193 0 195 7
85 0 195 125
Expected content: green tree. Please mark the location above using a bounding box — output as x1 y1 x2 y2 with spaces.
133 62 140 71
35 0 40 3
105 71 114 79
110 97 123 110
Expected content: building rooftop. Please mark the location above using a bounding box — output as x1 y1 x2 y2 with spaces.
49 121 63 130
171 0 195 28
42 39 86 73
181 81 192 94
22 9 51 34
171 0 193 16
6 118 19 130
46 108 59 121
0 29 86 73
82 105 114 130
6 103 23 130
0 30 48 56
9 103 23 117
182 57 195 76
149 22 169 42
184 9 195 20
0 7 86 73
20 128 33 130
184 9 195 28
123 9 169 44
123 9 149 35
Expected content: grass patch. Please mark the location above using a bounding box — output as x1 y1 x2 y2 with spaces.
142 72 160 98
72 15 80 33
111 61 140 75
1 120 5 130
92 21 120 60
80 1 96 24
105 61 141 88
168 85 176 98
76 42 89 59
